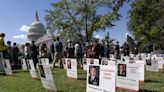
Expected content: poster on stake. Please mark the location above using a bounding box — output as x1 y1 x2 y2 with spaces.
66 58 77 79
27 59 38 79
3 59 12 75
38 58 57 92
87 61 116 92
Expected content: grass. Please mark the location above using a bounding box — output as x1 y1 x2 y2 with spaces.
0 68 164 92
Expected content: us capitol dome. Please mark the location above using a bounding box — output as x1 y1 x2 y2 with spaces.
27 11 46 41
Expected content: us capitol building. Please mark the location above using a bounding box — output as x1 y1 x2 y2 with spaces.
27 11 59 46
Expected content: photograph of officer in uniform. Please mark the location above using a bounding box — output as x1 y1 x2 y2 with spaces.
88 66 100 86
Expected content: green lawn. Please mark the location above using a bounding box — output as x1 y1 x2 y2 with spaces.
0 68 164 92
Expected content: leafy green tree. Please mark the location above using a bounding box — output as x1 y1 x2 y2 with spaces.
45 0 127 45
127 35 135 53
128 0 164 51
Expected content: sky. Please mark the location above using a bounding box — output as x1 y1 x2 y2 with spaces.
0 0 131 45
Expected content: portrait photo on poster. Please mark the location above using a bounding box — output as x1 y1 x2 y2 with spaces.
67 60 71 69
88 65 100 86
146 59 151 65
90 59 94 64
38 65 46 78
117 64 126 77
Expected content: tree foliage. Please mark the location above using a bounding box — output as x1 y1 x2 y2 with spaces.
128 0 164 51
127 35 135 53
45 0 127 45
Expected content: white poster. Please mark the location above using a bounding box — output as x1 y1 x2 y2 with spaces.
116 62 139 91
66 59 77 79
87 61 116 92
3 59 12 75
62 58 67 69
21 59 27 70
26 59 38 78
38 60 56 92
83 58 99 70
129 60 145 83
146 59 159 72
157 57 164 69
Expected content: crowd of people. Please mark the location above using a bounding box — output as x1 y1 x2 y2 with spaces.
0 33 133 69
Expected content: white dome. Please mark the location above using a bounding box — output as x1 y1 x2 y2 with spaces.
27 11 46 41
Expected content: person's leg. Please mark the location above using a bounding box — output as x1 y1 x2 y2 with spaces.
52 53 57 68
59 52 63 68
53 52 59 68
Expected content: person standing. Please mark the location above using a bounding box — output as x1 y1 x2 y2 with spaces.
100 40 105 58
0 33 6 75
24 43 31 60
66 40 74 58
115 41 120 59
105 40 110 58
40 43 48 58
50 39 55 63
12 43 19 65
6 41 13 64
53 37 63 68
74 42 82 68
92 39 100 59
29 41 38 68
123 42 130 56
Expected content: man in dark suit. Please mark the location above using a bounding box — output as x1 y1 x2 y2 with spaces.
88 66 99 86
118 64 126 77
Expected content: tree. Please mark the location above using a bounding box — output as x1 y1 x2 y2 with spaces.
45 0 128 45
128 0 164 51
127 35 135 53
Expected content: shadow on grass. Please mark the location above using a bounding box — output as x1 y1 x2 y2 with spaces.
78 77 86 80
140 89 158 92
145 79 159 83
57 90 64 92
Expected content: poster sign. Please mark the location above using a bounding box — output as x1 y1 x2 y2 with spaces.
157 57 164 69
21 59 27 70
87 61 116 92
3 59 12 75
116 61 139 91
66 59 77 79
146 59 159 72
83 58 99 70
27 59 38 78
38 59 56 92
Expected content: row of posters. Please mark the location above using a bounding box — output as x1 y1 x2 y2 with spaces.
22 58 56 92
62 58 141 92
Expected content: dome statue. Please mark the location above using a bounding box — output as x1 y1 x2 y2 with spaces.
27 11 46 41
